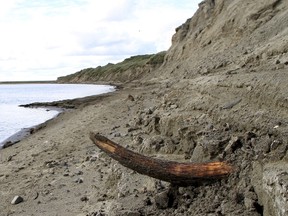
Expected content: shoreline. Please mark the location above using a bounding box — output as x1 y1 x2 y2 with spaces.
0 80 56 85
0 108 64 149
0 84 119 149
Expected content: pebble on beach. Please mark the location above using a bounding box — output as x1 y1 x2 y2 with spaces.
11 196 24 205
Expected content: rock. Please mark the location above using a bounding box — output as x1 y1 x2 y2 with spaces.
80 196 89 202
190 144 207 162
45 160 59 168
90 156 98 162
244 197 254 209
127 94 135 101
75 170 83 175
270 140 282 151
245 131 257 141
222 98 242 109
155 187 178 209
127 127 140 133
224 136 242 153
144 108 153 115
170 104 178 109
155 191 169 209
7 155 13 162
144 197 152 206
133 136 143 145
74 178 83 184
48 168 55 174
140 136 165 154
113 132 121 137
253 162 288 216
112 125 120 130
11 196 24 205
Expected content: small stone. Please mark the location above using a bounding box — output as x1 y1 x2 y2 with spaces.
170 104 178 109
155 191 169 209
224 136 242 153
134 136 143 145
247 86 253 91
144 197 152 206
113 132 121 137
144 108 153 115
275 59 281 64
90 156 98 162
245 131 257 141
75 170 83 175
127 127 140 133
112 125 120 130
48 168 55 174
11 196 24 205
80 196 89 202
45 160 59 168
74 178 83 184
270 140 282 151
127 94 135 101
244 197 254 209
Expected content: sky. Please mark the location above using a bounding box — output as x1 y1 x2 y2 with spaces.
0 0 202 81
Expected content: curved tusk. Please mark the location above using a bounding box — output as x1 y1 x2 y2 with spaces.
90 132 234 185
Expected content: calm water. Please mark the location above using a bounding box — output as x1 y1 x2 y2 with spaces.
0 84 114 146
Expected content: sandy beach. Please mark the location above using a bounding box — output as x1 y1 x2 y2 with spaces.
1 73 288 216
0 81 169 215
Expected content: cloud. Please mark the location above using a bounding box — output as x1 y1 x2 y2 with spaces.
0 0 202 81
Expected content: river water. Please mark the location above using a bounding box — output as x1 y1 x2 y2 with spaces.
0 83 114 147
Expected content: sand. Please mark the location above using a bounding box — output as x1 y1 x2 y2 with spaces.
0 82 165 215
1 74 287 216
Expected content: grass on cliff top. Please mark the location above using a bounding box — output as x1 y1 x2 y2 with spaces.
80 54 153 78
58 51 166 81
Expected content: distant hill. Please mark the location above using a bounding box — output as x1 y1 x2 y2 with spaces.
57 52 166 83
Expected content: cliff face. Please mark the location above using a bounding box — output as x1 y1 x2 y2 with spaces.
160 0 288 78
157 1 288 215
60 0 288 83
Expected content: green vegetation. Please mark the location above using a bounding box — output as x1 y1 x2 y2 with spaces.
146 51 166 66
57 51 167 83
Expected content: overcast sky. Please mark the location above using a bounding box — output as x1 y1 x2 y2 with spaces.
0 0 202 81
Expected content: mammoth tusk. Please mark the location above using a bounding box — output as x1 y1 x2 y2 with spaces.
89 132 234 185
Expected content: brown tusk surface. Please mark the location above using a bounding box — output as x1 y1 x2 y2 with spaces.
90 132 234 185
